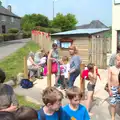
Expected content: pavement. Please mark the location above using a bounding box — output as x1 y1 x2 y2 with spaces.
14 69 120 120
0 39 30 60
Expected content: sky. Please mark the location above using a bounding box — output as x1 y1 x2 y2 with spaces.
1 0 112 26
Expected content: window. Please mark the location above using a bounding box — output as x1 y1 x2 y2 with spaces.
1 15 6 21
114 0 120 4
117 30 120 46
11 17 14 22
60 42 72 48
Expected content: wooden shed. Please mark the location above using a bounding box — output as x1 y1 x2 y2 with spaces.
51 28 110 68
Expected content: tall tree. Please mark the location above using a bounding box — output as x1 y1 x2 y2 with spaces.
21 14 49 31
52 13 78 31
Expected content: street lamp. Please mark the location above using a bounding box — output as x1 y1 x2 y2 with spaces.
53 0 57 19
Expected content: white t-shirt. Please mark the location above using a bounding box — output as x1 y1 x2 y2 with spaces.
60 63 70 79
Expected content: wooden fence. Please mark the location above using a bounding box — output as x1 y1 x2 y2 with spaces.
31 30 52 53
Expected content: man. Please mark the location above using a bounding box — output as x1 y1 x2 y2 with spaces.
109 45 120 67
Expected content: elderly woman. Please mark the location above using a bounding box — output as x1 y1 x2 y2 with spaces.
48 43 60 87
0 68 18 112
68 45 82 88
27 52 41 80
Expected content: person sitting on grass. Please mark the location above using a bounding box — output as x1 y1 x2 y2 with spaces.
0 68 18 112
0 111 16 120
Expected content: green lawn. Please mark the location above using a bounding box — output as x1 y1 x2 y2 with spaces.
17 95 40 110
0 40 40 82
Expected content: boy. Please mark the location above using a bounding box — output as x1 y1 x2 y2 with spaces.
63 86 90 120
37 87 70 120
108 53 120 120
60 56 70 89
86 63 97 116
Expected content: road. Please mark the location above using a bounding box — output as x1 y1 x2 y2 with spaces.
0 39 30 60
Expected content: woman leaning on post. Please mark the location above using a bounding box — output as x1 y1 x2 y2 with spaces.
0 68 18 112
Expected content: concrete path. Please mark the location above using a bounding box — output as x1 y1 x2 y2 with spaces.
14 69 120 120
0 39 30 60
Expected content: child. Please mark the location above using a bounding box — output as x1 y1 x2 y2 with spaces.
86 63 97 116
108 53 120 120
63 86 90 120
15 106 38 120
37 87 70 120
60 56 70 89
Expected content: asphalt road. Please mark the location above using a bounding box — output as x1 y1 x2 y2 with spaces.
0 39 30 60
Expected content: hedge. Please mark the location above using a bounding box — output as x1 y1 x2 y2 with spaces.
8 28 19 34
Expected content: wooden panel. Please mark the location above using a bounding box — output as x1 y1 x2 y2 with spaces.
89 37 107 68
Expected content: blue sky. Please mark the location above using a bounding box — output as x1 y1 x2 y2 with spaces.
1 0 112 26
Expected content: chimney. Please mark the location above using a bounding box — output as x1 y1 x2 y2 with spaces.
8 5 12 12
0 1 2 6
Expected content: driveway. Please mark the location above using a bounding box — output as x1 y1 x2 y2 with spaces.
0 39 30 60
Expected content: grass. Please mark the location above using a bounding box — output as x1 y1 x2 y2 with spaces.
16 95 40 110
0 40 40 82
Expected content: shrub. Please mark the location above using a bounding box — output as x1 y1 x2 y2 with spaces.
22 31 31 38
0 34 4 42
3 33 17 41
8 28 19 33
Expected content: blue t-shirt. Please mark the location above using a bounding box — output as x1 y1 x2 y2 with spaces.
63 104 90 120
37 107 70 120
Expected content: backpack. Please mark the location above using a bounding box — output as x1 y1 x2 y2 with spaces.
20 79 33 89
37 107 61 120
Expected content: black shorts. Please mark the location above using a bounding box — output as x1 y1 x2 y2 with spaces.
87 82 95 91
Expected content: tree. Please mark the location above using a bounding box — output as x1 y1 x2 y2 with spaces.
21 14 49 31
52 13 78 31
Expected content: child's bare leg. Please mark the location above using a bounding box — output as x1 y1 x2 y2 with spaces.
111 104 116 120
86 91 94 116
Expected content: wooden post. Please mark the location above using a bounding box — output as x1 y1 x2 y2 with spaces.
24 56 28 79
47 59 52 87
80 64 85 99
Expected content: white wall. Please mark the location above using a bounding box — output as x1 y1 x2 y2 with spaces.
112 0 120 53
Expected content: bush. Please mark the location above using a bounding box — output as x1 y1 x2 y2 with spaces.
34 26 61 33
22 31 31 38
3 33 17 41
0 34 4 42
8 28 19 33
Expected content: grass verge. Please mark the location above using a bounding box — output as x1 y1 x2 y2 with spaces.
17 95 40 110
0 40 40 82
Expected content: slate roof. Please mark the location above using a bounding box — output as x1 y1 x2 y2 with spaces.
76 20 108 29
0 6 21 18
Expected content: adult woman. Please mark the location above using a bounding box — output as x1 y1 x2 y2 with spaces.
68 45 82 88
27 52 41 80
48 43 60 87
0 68 18 112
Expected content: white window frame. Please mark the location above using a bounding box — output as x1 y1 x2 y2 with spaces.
11 17 15 22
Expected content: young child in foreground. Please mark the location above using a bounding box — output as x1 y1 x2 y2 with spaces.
86 63 97 116
63 86 90 120
37 86 70 120
108 53 120 120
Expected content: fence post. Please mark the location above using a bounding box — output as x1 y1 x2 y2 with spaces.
47 59 52 87
24 56 28 79
80 64 85 99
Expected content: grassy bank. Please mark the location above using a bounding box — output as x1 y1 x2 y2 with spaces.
0 40 40 82
17 95 40 110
